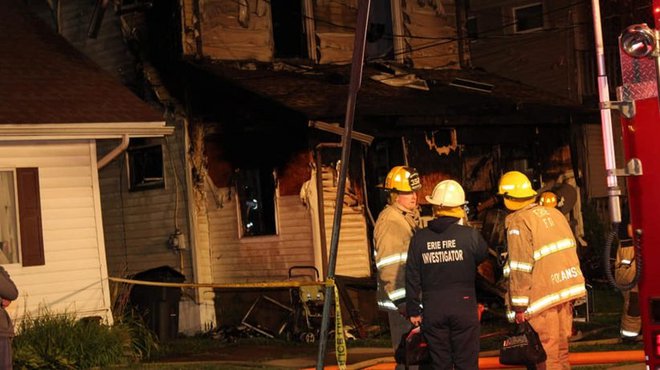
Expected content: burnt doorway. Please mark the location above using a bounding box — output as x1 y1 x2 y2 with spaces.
271 0 308 59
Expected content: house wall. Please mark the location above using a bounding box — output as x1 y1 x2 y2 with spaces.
2 140 112 323
314 0 462 67
98 127 193 282
469 29 576 100
196 0 274 62
401 0 461 69
206 186 315 282
313 0 356 64
319 167 371 278
467 0 587 101
28 0 137 83
186 0 461 68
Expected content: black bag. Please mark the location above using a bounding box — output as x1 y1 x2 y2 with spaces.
395 326 431 367
499 322 547 366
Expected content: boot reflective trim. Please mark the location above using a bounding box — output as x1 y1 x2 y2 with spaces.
376 252 407 269
533 238 576 261
388 288 406 302
378 300 397 311
621 329 640 337
511 296 530 306
509 260 533 273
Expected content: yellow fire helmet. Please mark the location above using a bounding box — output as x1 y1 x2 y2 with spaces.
381 166 421 193
539 191 558 208
497 171 537 199
498 171 537 211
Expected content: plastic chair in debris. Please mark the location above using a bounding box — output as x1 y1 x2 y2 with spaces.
240 294 293 339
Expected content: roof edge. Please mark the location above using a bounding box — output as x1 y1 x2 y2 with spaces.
0 122 173 140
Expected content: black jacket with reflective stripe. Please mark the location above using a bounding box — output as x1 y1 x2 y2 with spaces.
406 217 488 317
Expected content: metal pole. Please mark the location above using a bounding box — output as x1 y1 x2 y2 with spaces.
591 0 621 224
315 0 371 368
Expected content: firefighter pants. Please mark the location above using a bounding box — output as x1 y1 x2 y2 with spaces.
421 292 480 370
528 302 572 370
620 288 641 338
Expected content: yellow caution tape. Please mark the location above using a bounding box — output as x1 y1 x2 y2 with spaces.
330 278 347 370
111 275 347 368
108 276 326 289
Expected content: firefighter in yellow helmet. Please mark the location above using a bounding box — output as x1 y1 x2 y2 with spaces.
406 180 488 368
374 166 422 369
539 191 558 209
498 171 586 369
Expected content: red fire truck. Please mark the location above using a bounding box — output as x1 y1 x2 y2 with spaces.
593 0 660 367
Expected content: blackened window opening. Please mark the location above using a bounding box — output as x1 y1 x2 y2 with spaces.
271 0 308 59
237 168 276 237
514 3 543 33
127 144 165 191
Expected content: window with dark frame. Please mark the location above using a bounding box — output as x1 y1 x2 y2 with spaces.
466 16 478 40
0 167 48 267
513 3 543 33
366 0 394 60
236 168 277 237
127 144 165 191
270 0 308 59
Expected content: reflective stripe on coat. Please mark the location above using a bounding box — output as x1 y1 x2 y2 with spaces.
504 203 586 321
374 203 420 311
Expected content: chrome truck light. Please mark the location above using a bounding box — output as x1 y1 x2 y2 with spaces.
621 24 657 58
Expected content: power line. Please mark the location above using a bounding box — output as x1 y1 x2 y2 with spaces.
195 0 592 77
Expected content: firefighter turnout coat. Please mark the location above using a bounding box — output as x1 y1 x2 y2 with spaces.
504 203 586 321
374 203 421 311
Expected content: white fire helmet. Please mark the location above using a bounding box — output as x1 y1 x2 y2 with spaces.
425 179 467 207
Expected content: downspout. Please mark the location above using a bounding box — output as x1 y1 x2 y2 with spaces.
97 135 130 170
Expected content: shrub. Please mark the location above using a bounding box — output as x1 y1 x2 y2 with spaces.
12 310 158 369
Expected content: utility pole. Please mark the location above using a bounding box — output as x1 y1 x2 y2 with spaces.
315 0 371 368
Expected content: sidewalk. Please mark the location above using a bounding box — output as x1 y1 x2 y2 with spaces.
286 348 646 370
152 347 645 370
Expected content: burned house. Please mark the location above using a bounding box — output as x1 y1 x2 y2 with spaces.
169 0 590 331
21 0 597 336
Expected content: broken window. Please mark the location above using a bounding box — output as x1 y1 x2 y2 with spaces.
127 143 165 191
513 3 543 33
236 168 277 237
271 0 309 59
367 0 394 60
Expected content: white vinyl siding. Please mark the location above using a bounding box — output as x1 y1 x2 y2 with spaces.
0 141 111 322
99 135 193 280
207 187 315 283
320 167 371 278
